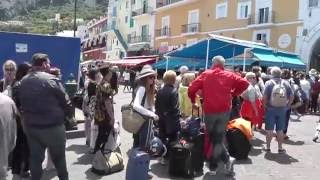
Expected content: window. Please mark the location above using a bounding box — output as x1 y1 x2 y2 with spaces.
125 16 128 23
309 0 319 7
161 16 170 36
187 10 199 33
216 2 228 19
126 1 129 9
258 7 270 24
186 39 197 46
253 29 270 45
237 1 251 19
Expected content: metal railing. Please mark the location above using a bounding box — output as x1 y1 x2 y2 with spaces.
132 6 153 17
248 11 275 25
156 0 183 8
155 27 171 37
181 23 200 33
127 35 151 44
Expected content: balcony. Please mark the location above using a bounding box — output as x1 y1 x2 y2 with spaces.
132 6 153 17
248 11 275 28
155 0 199 11
128 35 151 44
181 23 200 34
155 27 171 37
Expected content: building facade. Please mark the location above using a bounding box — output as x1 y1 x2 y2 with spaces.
298 0 320 69
127 0 156 56
81 16 108 61
154 0 302 58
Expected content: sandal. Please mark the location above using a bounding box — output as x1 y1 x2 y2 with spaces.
278 149 286 154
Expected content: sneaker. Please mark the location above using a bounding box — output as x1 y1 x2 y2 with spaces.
225 157 235 176
313 136 319 142
208 170 217 176
278 149 286 154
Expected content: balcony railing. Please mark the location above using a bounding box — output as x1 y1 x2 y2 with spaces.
128 35 151 44
181 23 200 34
155 27 171 37
156 0 183 8
132 6 153 17
248 11 275 25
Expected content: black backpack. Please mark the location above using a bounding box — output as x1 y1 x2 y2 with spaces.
226 128 251 160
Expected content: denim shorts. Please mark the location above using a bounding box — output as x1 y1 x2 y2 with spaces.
265 107 288 131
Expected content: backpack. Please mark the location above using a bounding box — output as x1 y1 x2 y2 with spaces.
270 80 288 107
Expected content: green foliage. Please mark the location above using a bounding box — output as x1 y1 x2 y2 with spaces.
10 0 108 34
0 24 28 33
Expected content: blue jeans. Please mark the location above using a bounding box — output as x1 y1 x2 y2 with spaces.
265 107 287 131
204 112 230 171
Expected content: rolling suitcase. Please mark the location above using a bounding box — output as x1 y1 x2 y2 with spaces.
190 133 205 173
126 148 150 180
226 128 251 160
169 142 193 178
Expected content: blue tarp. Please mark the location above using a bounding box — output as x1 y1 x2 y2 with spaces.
0 32 81 82
164 35 306 70
153 58 207 70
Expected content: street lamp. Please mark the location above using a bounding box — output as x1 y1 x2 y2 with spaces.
73 0 77 37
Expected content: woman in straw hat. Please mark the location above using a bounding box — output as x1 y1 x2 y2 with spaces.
132 68 159 150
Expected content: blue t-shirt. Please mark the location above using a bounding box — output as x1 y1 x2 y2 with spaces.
264 78 293 107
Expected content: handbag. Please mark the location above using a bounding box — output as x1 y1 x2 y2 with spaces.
91 146 124 175
121 92 147 134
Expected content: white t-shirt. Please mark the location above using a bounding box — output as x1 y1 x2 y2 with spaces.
300 79 311 99
133 86 156 118
123 72 130 81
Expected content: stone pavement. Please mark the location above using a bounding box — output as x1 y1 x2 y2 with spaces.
7 90 320 180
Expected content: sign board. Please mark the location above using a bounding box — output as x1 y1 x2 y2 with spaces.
15 43 28 53
278 34 291 49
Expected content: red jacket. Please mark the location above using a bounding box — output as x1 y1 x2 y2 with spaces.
188 65 249 114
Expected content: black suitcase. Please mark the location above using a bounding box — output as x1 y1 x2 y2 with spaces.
169 142 193 178
226 128 251 160
190 133 205 173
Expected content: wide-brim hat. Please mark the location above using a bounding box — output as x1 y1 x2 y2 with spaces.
137 68 156 80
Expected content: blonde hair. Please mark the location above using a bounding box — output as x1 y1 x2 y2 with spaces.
3 60 17 72
245 72 256 80
182 73 196 86
163 70 176 85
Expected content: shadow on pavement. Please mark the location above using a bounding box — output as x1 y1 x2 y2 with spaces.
283 140 305 146
202 172 235 180
66 144 89 154
251 138 265 147
41 169 57 180
235 158 253 165
74 153 94 165
84 168 103 180
264 152 299 164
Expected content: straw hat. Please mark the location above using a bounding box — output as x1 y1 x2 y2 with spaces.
137 68 156 80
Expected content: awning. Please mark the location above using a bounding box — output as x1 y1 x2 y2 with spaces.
276 52 306 69
252 49 284 67
225 58 256 66
153 58 204 70
166 35 267 60
108 58 156 67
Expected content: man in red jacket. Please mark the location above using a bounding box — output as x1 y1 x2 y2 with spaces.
188 56 249 176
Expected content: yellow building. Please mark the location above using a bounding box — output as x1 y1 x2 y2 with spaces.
154 0 303 55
